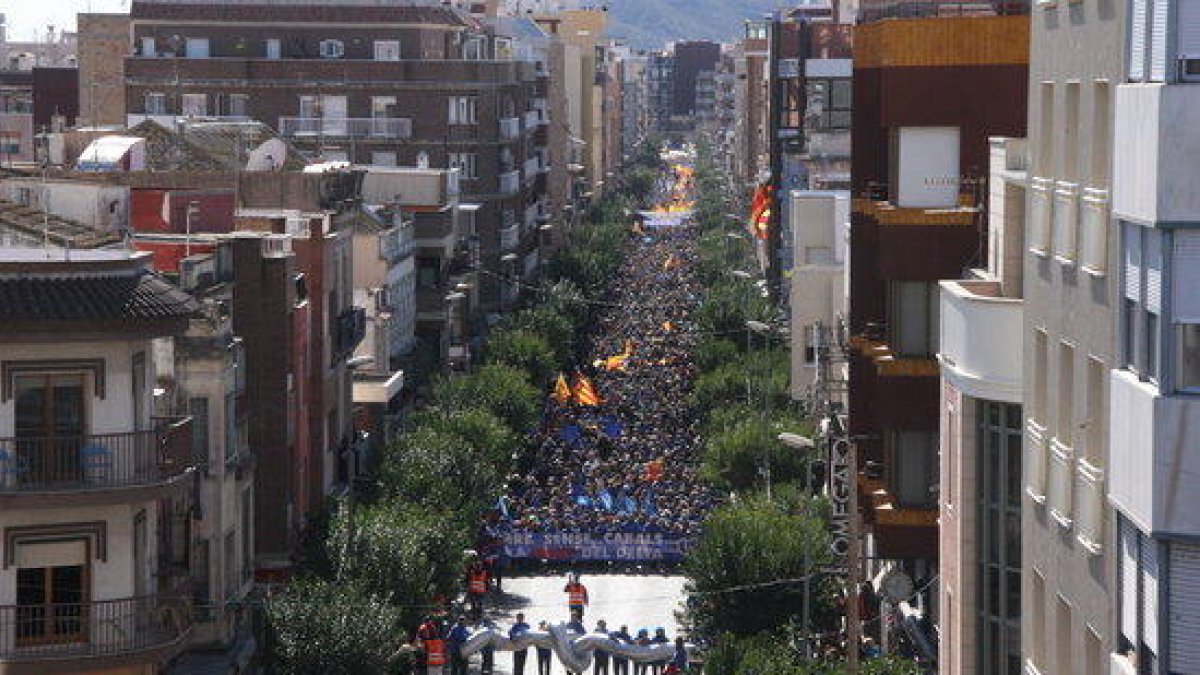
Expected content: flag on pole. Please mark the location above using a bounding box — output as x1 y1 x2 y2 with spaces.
749 183 772 239
573 373 602 406
552 373 572 404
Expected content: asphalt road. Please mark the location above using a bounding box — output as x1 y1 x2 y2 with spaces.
480 573 688 675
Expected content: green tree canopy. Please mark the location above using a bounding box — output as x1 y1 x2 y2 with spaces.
376 427 503 525
266 577 409 675
700 417 813 494
428 363 542 433
486 329 559 388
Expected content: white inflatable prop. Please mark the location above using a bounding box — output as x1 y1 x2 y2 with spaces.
459 624 684 674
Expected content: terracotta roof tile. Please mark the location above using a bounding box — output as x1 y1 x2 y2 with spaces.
0 271 198 323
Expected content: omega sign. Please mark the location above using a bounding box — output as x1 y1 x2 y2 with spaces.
828 437 854 559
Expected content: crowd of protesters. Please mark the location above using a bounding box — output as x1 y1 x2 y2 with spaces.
493 170 719 542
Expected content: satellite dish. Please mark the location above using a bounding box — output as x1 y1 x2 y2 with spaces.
879 570 914 604
246 138 287 171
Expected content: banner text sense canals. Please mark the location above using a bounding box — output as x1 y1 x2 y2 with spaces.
502 531 694 562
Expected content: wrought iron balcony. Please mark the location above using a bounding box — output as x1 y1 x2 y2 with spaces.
0 418 194 496
0 591 192 667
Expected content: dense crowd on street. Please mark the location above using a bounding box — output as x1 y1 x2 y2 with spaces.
494 171 719 540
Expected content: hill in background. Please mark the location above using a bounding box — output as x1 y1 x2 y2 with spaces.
605 0 782 48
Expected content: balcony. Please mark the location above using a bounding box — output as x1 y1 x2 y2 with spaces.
937 279 1023 403
523 110 540 131
0 591 192 673
1113 82 1200 224
1075 458 1105 554
381 223 415 262
1109 369 1200 536
1028 177 1053 253
499 224 520 252
498 171 520 195
853 197 979 227
0 418 195 506
498 117 521 140
523 157 540 185
531 98 549 125
333 307 367 358
278 116 413 140
1052 181 1079 264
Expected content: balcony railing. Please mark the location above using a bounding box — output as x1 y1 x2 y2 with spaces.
0 591 191 662
938 279 1023 401
499 117 521 140
278 116 413 140
499 170 520 195
334 307 367 358
500 224 520 252
0 419 193 493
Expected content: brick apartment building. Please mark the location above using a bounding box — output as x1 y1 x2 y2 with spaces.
121 0 549 310
847 12 1028 641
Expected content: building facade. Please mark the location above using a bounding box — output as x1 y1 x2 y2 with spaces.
848 14 1029 647
0 250 198 675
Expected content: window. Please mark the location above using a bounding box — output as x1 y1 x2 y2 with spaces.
16 565 87 645
1056 342 1075 445
224 531 237 597
0 133 19 156
265 38 281 60
1063 82 1080 181
1032 571 1046 669
132 352 146 431
448 152 477 179
893 430 936 507
14 373 86 484
140 36 156 57
371 96 397 136
224 392 237 464
1034 329 1049 425
977 401 1023 675
228 93 248 118
189 397 209 466
803 324 818 365
1056 596 1073 675
1038 82 1054 175
181 93 207 117
241 489 253 581
1122 223 1163 381
374 40 400 61
463 36 485 60
145 92 167 115
1118 517 1160 672
889 281 939 357
1178 324 1200 391
185 37 210 58
371 152 397 167
494 37 513 60
417 258 439 289
319 39 345 59
1092 81 1111 184
1085 357 1106 462
448 96 477 125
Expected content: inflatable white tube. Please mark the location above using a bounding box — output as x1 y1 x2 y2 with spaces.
459 625 680 674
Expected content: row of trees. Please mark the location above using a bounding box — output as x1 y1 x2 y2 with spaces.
264 165 645 674
680 143 919 675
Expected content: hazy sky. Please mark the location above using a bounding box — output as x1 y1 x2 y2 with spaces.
1 0 129 41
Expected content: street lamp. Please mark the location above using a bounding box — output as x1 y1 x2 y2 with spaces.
778 429 818 659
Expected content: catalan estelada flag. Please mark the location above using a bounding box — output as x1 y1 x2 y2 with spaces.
573 373 602 406
662 321 674 332
552 373 572 404
749 183 773 240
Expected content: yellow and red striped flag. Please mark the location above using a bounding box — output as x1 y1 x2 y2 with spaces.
552 374 572 404
573 373 602 406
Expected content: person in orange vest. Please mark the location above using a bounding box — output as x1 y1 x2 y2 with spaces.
466 559 489 620
564 572 590 619
417 617 448 675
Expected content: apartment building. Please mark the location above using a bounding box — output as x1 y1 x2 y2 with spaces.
0 250 198 675
937 136 1028 675
1107 0 1200 669
789 190 849 401
121 0 547 311
731 21 769 191
847 14 1028 645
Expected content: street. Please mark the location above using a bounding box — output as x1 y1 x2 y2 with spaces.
483 573 688 675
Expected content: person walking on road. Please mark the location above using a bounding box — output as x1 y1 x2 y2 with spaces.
447 616 471 675
610 625 632 675
417 618 447 675
510 612 531 675
593 620 611 675
564 573 589 619
466 560 489 620
664 637 688 675
536 621 553 675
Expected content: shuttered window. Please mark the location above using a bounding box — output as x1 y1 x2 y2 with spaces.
1119 519 1139 645
1125 223 1142 301
1180 0 1200 79
1169 543 1200 673
1151 0 1170 81
1142 537 1160 654
1146 227 1163 314
1172 230 1200 322
1131 0 1148 80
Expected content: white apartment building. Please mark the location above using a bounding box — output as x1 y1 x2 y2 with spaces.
938 137 1027 675
0 250 198 675
1022 0 1124 671
789 189 848 401
1108 0 1200 670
